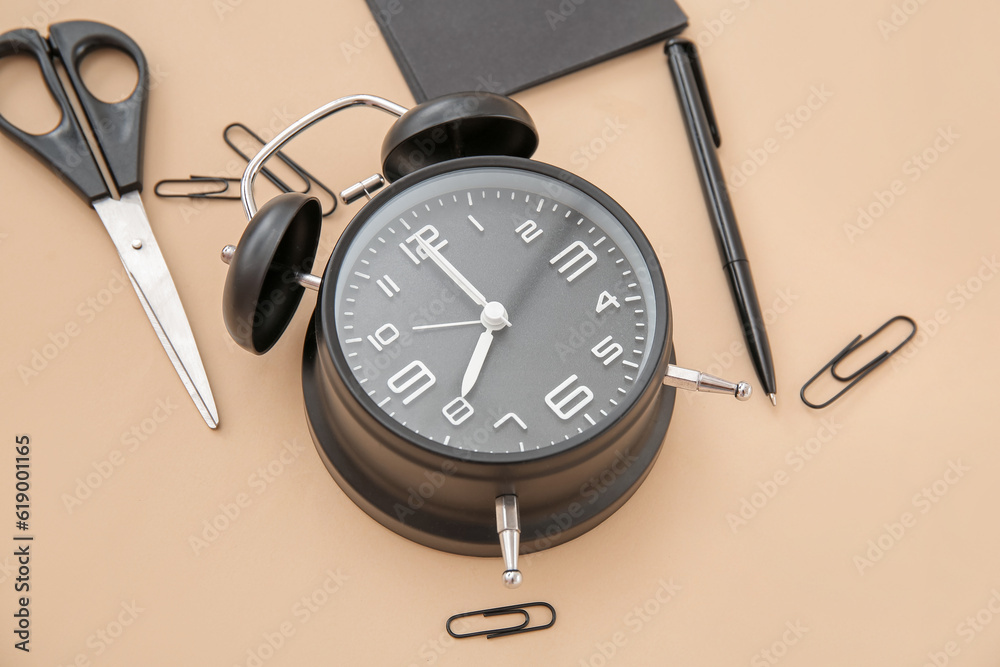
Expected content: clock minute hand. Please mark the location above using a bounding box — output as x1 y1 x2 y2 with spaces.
414 236 511 325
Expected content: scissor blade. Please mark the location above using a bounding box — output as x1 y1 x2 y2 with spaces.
93 191 219 428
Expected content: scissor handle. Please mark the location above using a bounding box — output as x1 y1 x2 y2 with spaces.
48 20 149 195
0 28 109 201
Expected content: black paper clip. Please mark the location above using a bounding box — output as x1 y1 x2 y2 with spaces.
223 123 337 217
446 602 556 640
154 176 240 200
800 315 917 409
153 123 337 216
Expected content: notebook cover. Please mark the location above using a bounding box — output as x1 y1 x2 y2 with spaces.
365 0 688 102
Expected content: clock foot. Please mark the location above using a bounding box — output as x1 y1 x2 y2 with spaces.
496 495 522 588
663 364 752 401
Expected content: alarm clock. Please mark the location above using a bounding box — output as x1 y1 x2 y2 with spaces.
221 93 751 587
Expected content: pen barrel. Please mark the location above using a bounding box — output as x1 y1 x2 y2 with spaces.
705 185 747 264
667 48 747 264
723 259 776 394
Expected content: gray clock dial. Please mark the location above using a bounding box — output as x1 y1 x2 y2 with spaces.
331 166 660 455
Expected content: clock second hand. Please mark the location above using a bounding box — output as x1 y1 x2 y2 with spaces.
412 320 482 331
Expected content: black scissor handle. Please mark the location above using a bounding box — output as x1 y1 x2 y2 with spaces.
48 20 149 195
0 28 109 202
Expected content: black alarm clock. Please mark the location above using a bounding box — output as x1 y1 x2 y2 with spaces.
221 93 750 587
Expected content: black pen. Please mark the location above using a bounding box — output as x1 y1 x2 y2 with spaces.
665 38 778 406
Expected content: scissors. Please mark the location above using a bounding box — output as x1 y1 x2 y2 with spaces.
0 21 218 428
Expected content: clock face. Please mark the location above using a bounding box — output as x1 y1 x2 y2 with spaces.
327 159 666 456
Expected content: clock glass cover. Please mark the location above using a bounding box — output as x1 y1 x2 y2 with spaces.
329 161 663 458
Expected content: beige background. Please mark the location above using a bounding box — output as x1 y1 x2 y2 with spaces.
1 0 999 665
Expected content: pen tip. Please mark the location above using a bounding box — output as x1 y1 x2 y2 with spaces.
768 393 777 407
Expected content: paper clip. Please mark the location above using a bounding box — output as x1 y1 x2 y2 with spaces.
154 176 240 200
800 315 917 409
224 122 337 217
446 602 556 640
153 124 338 216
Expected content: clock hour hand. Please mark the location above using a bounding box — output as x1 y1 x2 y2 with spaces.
462 329 494 397
460 302 510 397
414 236 511 326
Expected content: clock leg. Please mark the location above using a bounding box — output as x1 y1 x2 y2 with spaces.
496 495 522 588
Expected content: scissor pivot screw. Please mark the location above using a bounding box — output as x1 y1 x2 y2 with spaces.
131 239 142 249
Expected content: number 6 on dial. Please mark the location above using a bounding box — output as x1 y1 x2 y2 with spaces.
545 374 594 420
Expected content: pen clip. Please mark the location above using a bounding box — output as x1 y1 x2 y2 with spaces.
668 38 721 148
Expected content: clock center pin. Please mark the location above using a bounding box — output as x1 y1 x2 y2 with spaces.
481 301 510 329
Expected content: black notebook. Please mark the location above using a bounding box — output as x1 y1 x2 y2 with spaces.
365 0 688 102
